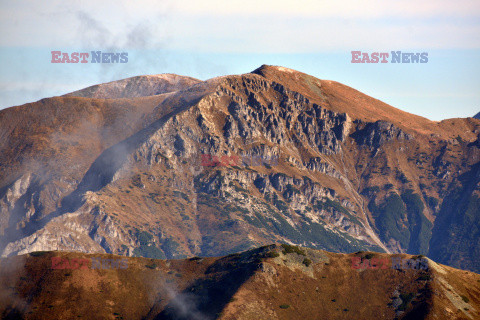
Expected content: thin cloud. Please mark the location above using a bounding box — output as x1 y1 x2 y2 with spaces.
173 0 480 19
1 0 479 50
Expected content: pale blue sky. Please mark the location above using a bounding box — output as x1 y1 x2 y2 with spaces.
0 0 479 120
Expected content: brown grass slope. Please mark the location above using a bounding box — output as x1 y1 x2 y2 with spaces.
0 94 172 240
0 245 479 320
0 73 201 187
0 75 206 241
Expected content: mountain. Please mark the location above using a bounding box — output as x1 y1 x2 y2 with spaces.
1 245 479 320
474 112 480 120
1 65 480 275
65 74 200 99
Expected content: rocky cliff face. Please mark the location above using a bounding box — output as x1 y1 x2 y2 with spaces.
1 65 480 273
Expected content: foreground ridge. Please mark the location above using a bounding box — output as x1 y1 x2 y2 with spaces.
1 245 479 320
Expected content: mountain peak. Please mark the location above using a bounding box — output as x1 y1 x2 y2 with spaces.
65 74 200 99
252 64 300 75
474 112 480 119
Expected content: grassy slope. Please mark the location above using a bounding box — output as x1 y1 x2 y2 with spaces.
1 245 479 320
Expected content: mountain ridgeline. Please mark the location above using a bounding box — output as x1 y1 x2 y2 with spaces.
1 65 480 273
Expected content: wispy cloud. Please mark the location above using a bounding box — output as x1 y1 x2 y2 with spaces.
174 0 480 19
1 0 479 51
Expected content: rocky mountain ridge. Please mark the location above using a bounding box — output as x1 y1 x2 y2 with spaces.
1 65 480 273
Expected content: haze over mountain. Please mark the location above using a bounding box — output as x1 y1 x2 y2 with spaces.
1 65 480 277
64 74 200 99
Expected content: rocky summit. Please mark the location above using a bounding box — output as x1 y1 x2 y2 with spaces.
1 65 480 278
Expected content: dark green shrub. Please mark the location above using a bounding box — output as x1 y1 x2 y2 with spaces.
402 190 432 254
303 258 312 267
373 193 410 248
281 244 306 256
363 186 380 193
364 253 375 259
427 196 439 209
266 251 280 258
30 251 49 257
137 231 153 245
189 256 202 261
133 245 165 259
417 274 430 281
398 293 415 311
173 191 189 202
145 263 157 269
